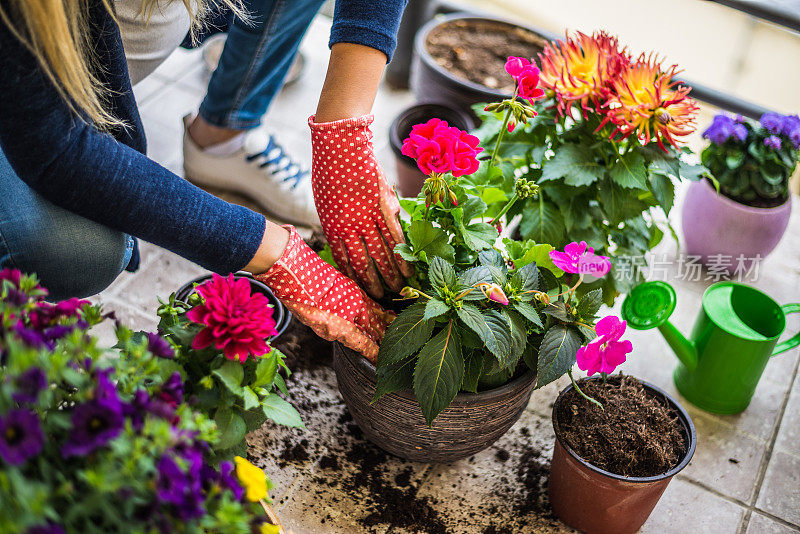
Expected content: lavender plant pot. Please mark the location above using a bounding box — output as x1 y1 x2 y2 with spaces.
681 180 792 271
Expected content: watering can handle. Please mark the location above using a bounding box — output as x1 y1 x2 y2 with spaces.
773 304 800 356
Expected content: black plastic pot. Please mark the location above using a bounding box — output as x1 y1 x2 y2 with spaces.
411 14 552 117
389 103 475 198
175 273 292 338
549 377 697 534
333 343 536 463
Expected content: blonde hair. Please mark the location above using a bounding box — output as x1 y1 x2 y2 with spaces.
0 0 245 129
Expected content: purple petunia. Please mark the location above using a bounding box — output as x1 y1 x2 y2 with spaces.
764 135 782 150
62 372 125 457
156 451 206 520
157 372 184 409
0 409 44 466
123 389 152 431
219 460 244 501
13 321 50 350
12 367 48 404
703 114 735 144
760 112 784 135
146 332 174 359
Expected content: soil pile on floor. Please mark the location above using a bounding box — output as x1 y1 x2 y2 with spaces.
426 19 548 93
556 375 687 477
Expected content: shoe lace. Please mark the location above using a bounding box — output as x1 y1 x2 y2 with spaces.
246 136 308 188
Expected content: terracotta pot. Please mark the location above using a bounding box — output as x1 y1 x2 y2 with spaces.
410 14 551 118
389 103 475 198
332 343 536 463
175 273 291 338
681 179 792 272
548 378 696 534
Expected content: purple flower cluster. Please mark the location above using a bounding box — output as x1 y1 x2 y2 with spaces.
702 114 748 144
12 367 47 404
62 370 125 457
0 409 44 466
760 113 800 149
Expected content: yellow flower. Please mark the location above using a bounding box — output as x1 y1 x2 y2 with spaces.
234 456 270 502
259 524 280 534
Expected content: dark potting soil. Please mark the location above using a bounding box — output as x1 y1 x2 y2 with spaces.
273 316 333 372
556 375 687 477
426 19 548 93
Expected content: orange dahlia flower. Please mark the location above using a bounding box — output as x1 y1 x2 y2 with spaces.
538 31 629 116
603 56 699 150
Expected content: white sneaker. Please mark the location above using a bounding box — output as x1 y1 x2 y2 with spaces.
182 115 321 227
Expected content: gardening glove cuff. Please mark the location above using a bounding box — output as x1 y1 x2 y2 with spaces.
254 225 393 362
308 114 413 299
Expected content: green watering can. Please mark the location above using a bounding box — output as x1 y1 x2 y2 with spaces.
622 281 800 414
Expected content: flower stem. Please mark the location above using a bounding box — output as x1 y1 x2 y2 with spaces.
490 89 518 167
489 192 519 226
568 369 603 411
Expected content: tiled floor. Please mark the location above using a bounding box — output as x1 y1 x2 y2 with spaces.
93 15 800 534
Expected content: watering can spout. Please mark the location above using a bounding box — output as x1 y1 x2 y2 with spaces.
622 281 698 371
657 321 698 372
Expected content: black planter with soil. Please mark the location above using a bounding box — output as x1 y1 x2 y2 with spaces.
389 103 475 198
548 376 696 534
176 273 292 338
411 14 552 117
332 343 536 463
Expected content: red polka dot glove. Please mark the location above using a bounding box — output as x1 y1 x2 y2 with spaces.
254 225 393 363
309 114 413 299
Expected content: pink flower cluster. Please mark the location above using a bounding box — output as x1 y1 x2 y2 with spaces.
504 57 546 102
576 316 633 375
549 241 611 278
186 274 278 362
401 118 483 177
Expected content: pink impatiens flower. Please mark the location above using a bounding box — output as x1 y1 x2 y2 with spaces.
549 241 611 277
576 316 633 376
186 274 278 362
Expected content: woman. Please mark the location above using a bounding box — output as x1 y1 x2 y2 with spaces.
0 0 411 360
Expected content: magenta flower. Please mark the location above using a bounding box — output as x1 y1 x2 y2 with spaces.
186 274 278 362
576 316 633 376
549 241 611 277
505 56 531 77
401 118 483 177
504 56 546 102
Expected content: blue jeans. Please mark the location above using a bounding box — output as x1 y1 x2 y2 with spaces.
0 149 135 300
198 0 327 130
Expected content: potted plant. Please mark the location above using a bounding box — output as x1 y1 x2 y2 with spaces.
0 270 286 533
411 13 551 116
389 102 475 197
334 68 613 462
471 31 708 304
682 112 799 271
155 273 304 461
548 316 697 534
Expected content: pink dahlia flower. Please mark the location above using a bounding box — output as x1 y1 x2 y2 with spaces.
576 316 633 376
549 241 611 277
186 274 278 362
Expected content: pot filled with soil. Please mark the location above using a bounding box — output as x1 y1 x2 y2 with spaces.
549 375 696 534
332 343 536 463
389 103 475 197
176 272 292 338
411 14 551 116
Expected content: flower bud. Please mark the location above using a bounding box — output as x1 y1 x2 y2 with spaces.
507 119 516 133
449 190 458 206
400 286 421 299
476 283 510 305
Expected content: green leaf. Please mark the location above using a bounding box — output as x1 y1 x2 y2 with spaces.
460 196 488 221
678 159 709 182
413 321 464 426
262 394 304 428
542 301 572 322
479 249 506 271
537 325 582 388
598 181 649 224
214 408 247 450
273 373 288 396
519 199 564 245
576 323 597 342
510 263 539 294
648 175 675 215
461 350 484 393
456 265 492 298
213 361 245 397
462 222 499 251
424 298 451 320
610 150 648 189
503 239 562 275
242 387 260 411
522 341 538 372
576 289 603 319
504 309 528 364
456 304 513 367
514 301 544 329
541 144 604 187
407 220 455 263
394 243 418 263
429 256 457 292
373 356 415 401
480 187 509 206
253 353 278 387
378 302 434 367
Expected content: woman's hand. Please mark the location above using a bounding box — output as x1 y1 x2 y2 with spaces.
254 225 393 362
309 114 413 299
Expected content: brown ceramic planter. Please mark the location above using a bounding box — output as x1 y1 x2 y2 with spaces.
548 378 696 534
389 103 475 198
332 343 536 463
